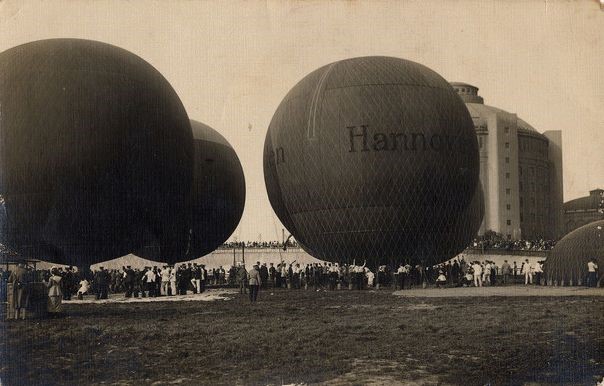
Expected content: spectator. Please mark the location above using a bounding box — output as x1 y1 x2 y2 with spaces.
46 267 63 314
522 259 533 285
501 260 511 285
435 271 447 288
587 259 599 288
472 261 483 287
247 264 261 302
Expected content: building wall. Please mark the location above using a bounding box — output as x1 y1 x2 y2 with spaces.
485 112 522 239
452 82 563 240
517 133 551 238
564 210 603 235
477 130 489 235
543 130 564 239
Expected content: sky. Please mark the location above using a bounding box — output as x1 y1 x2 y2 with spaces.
0 0 602 243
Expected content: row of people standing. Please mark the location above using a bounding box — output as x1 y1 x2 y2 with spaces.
232 260 373 293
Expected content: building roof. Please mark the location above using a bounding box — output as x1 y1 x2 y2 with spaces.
449 82 477 89
564 189 604 212
465 103 540 134
450 82 540 135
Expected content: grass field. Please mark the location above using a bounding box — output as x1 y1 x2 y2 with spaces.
1 288 602 385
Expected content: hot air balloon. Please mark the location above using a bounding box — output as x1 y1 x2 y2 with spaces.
135 120 246 261
264 56 480 266
0 39 193 268
545 221 604 286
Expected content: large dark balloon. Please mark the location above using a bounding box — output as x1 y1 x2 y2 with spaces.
425 182 484 263
136 120 246 261
544 221 604 285
0 39 193 266
264 56 480 266
188 120 245 257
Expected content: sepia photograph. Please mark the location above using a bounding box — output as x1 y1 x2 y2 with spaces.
0 1 602 385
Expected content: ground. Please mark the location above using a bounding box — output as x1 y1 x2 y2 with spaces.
0 287 602 386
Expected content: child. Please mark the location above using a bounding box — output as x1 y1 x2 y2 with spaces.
436 271 447 288
77 278 90 300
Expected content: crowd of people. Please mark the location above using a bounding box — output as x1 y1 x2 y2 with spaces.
218 235 556 252
393 258 551 289
219 240 299 249
468 232 556 251
0 256 599 319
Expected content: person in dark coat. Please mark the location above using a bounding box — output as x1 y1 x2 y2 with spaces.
62 267 74 300
200 265 207 293
9 263 31 320
123 266 135 297
259 263 269 289
237 263 248 294
94 267 109 300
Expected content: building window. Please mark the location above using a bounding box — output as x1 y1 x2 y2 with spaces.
505 157 510 164
479 136 483 148
520 197 523 207
520 213 524 222
519 182 523 192
504 127 510 134
519 166 522 176
507 234 512 240
506 204 511 210
505 172 510 179
505 142 510 149
506 188 511 195
507 220 511 226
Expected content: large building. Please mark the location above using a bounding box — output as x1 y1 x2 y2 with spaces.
451 82 563 240
563 189 604 235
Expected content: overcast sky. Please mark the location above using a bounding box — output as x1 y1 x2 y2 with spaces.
1 0 602 242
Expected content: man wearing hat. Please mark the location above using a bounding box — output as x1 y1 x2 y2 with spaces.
237 263 248 294
247 264 262 302
161 265 170 296
9 262 31 319
260 263 269 289
94 267 109 300
199 264 207 293
192 264 201 294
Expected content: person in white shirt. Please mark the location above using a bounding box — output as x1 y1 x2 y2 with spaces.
436 271 447 288
396 264 408 290
533 261 543 286
161 266 171 296
365 269 375 288
483 262 491 286
352 260 366 290
77 278 90 300
143 268 157 297
522 259 533 285
169 267 177 296
587 260 599 287
472 262 482 287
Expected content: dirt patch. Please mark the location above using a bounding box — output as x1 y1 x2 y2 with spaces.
1 289 602 385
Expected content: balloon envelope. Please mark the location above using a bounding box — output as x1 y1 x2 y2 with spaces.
135 120 246 261
189 120 245 258
0 39 193 266
545 220 604 285
264 56 480 266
